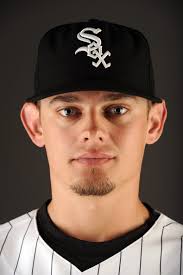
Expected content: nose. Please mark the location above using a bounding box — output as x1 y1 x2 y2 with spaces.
82 127 106 144
84 135 103 142
79 111 109 144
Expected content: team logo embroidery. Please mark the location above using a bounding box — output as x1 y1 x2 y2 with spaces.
75 27 111 69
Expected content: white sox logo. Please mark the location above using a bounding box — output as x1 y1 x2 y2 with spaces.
75 27 111 69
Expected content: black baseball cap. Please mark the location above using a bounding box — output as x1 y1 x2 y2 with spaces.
25 18 163 103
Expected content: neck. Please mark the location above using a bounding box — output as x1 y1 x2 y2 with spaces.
47 178 150 242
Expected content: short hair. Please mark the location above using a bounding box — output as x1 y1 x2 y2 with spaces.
36 100 41 108
147 99 152 116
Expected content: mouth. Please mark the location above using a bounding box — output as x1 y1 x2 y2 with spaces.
73 158 114 166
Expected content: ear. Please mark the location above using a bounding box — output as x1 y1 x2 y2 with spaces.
20 102 45 147
146 99 168 145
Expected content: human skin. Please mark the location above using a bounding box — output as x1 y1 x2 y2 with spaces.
20 90 167 242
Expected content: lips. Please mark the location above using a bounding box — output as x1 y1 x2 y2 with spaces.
75 152 115 160
73 152 116 166
75 158 113 165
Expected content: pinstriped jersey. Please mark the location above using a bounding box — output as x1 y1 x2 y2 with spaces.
0 208 183 275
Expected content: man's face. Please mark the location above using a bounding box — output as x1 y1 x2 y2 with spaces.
36 90 151 197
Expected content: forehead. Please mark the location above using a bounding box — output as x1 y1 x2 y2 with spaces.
47 90 139 105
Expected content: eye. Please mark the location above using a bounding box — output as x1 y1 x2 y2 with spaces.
58 107 79 117
105 105 128 116
57 105 128 118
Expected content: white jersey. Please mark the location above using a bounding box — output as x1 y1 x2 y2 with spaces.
0 207 183 275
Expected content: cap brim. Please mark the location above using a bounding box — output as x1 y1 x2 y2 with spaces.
25 88 163 104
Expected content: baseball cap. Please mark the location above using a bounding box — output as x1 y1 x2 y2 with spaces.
25 18 163 103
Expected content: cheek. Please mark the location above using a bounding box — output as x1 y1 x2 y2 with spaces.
42 119 75 166
116 119 147 160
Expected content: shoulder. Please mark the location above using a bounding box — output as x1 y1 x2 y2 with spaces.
147 209 183 241
0 208 39 253
0 208 39 273
155 209 183 228
0 208 38 235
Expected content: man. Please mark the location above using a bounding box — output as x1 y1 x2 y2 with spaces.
0 18 182 275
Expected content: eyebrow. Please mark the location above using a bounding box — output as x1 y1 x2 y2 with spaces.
49 92 137 105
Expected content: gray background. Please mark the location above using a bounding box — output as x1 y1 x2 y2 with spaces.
0 0 182 224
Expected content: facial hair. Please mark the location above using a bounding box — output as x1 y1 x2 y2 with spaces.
69 167 116 196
